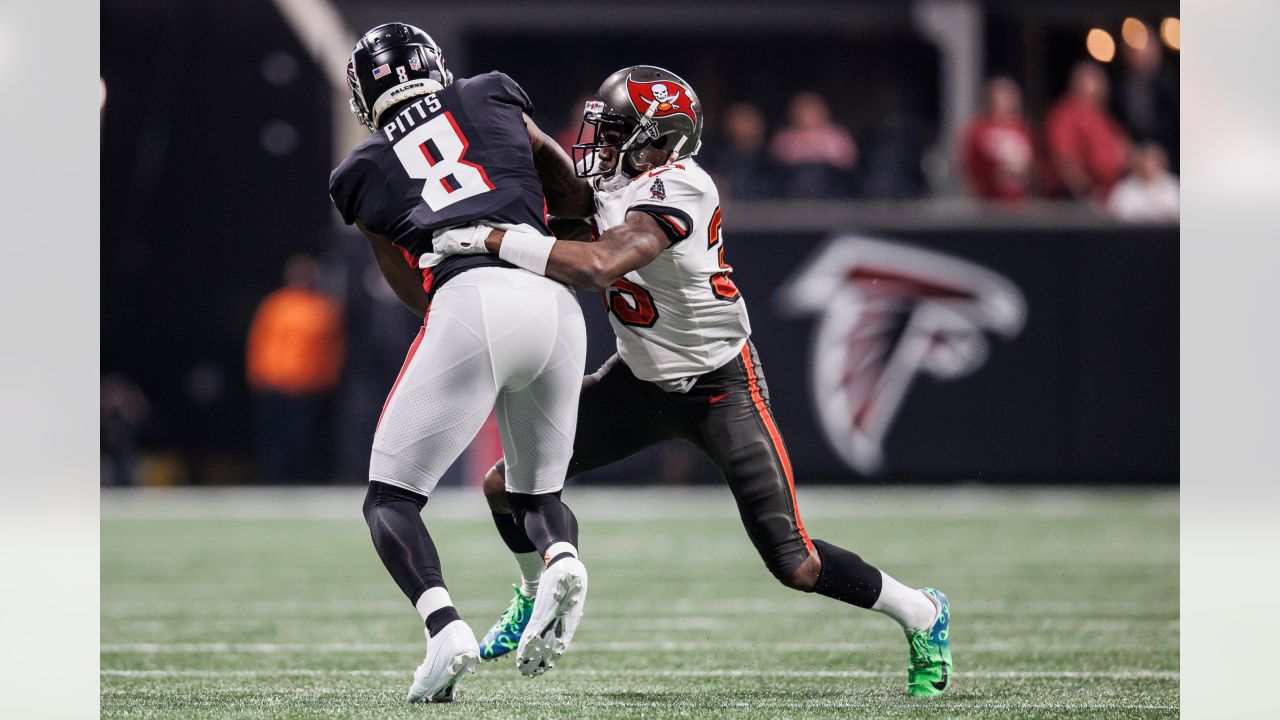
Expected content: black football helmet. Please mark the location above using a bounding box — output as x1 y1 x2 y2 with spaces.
347 22 453 132
572 65 704 179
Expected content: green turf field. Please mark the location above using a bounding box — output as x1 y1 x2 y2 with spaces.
101 486 1178 719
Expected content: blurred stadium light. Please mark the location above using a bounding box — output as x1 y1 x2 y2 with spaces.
1159 17 1180 50
1121 17 1151 49
1086 28 1117 62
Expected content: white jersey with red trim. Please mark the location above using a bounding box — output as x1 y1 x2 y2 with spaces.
592 159 751 390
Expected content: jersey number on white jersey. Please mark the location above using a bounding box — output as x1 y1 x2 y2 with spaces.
707 206 740 301
392 111 496 211
606 278 658 327
606 205 739 329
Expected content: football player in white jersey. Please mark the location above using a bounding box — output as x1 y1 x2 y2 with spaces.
433 66 953 697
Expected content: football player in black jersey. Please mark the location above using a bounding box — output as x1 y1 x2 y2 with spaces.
328 22 597 702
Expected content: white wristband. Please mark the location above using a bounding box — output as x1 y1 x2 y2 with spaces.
497 227 556 276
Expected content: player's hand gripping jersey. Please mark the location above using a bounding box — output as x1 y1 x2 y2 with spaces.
593 160 751 390
329 71 547 297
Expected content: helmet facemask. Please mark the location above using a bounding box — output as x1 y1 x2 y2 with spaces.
347 59 374 130
572 101 672 182
573 63 705 184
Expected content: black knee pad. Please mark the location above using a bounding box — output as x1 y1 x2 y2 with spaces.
363 481 426 525
749 514 810 584
505 489 560 527
763 548 809 585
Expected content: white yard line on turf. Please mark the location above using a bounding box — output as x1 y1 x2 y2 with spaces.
101 640 1175 653
99 599 1181 617
102 643 410 653
100 486 1178 521
101 668 1178 680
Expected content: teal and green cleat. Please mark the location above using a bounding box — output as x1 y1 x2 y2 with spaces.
906 587 952 697
480 585 534 661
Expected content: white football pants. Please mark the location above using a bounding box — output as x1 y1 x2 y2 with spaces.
369 267 586 496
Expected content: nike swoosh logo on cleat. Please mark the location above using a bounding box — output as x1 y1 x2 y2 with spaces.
932 666 948 691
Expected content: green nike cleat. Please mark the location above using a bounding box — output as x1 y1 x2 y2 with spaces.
480 585 534 661
906 587 952 697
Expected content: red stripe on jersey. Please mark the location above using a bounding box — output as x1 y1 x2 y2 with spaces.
421 266 435 296
659 213 688 235
395 241 435 296
647 163 686 177
444 111 496 191
418 139 441 166
396 243 417 268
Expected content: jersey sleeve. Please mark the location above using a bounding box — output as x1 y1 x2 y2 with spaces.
485 71 535 116
626 169 705 245
328 153 399 236
327 156 366 226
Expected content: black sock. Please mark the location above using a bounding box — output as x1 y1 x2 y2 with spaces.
362 482 445 604
507 490 580 557
491 511 538 554
424 606 461 637
545 549 576 567
809 539 884 609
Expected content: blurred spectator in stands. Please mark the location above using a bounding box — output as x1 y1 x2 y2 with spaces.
960 76 1035 203
769 91 857 198
1106 142 1179 222
705 102 776 199
245 254 345 484
1113 23 1179 171
101 374 151 486
1045 62 1129 203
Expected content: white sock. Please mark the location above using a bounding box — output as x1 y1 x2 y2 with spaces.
415 586 454 625
870 571 938 632
514 551 543 597
543 541 579 567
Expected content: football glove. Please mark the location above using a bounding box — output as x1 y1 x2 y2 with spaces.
430 224 493 258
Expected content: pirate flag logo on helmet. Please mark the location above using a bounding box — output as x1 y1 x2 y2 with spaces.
626 76 697 124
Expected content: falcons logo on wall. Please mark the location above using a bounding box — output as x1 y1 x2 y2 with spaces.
777 237 1026 475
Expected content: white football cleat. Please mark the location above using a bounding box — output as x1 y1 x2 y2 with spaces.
406 619 480 703
516 556 588 677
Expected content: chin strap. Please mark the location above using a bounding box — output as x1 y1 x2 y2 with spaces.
669 134 689 161
595 172 632 193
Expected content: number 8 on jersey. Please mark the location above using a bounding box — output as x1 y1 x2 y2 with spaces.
393 111 495 211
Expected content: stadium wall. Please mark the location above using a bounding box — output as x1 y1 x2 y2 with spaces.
573 227 1178 484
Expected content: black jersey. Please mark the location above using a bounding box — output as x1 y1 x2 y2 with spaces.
329 71 548 296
